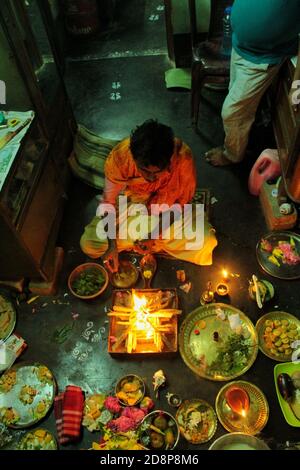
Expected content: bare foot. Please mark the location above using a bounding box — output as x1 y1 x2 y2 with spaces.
205 146 233 166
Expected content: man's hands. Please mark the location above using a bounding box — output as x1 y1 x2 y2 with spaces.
133 239 155 255
103 246 119 273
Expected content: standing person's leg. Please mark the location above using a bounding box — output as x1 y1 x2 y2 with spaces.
205 49 282 166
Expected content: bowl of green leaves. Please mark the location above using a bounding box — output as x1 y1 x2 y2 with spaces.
68 263 109 299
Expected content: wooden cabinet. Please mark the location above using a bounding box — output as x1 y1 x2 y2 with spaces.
0 0 76 281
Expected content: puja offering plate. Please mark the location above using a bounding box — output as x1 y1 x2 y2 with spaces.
176 399 217 444
215 380 269 434
0 363 56 428
179 304 258 381
18 428 57 450
0 292 16 342
256 312 300 362
256 231 300 280
274 362 300 427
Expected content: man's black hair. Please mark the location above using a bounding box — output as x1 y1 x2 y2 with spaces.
130 119 174 170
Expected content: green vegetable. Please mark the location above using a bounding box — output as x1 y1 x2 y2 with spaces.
210 334 251 375
72 270 105 296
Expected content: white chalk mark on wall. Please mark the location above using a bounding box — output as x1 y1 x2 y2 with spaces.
112 81 121 89
149 14 159 21
110 92 122 101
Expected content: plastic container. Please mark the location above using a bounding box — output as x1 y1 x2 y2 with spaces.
248 149 282 196
221 6 232 56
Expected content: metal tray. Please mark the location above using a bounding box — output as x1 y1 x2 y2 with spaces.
179 303 258 381
256 311 300 362
256 231 300 280
176 399 217 444
0 362 56 429
215 380 269 435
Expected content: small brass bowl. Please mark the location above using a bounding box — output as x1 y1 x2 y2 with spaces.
110 260 139 288
115 374 145 407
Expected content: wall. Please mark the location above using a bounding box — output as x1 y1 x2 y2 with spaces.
171 0 210 34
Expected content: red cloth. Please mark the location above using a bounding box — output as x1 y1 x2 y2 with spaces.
54 385 84 445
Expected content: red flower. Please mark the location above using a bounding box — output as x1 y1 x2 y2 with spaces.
108 416 136 432
121 407 146 425
104 396 121 414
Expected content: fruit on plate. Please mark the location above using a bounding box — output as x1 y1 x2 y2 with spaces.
263 318 300 358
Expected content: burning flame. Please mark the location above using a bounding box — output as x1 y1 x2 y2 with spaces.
132 293 154 339
222 269 229 280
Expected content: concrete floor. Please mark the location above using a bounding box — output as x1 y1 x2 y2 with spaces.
6 0 300 450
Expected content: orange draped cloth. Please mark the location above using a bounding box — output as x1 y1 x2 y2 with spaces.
104 137 197 206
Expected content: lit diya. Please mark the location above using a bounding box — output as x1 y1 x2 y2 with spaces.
216 283 229 297
225 386 250 417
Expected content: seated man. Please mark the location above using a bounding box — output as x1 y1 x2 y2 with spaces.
80 120 217 271
205 0 300 166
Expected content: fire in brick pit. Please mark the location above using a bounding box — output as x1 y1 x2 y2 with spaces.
108 289 181 354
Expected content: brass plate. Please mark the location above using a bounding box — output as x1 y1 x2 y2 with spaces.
215 381 269 435
256 232 300 280
0 362 56 429
179 304 258 381
176 399 217 444
256 311 300 362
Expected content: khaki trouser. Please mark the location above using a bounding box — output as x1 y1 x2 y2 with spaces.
222 49 283 162
80 207 218 266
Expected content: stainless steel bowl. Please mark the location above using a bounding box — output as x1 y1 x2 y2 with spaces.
209 432 270 450
140 410 180 450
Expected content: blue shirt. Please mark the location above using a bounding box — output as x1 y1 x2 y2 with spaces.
231 0 300 64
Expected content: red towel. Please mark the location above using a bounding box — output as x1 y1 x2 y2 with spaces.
54 393 69 445
54 386 84 445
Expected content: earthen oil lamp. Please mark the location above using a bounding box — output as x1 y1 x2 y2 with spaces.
216 283 229 297
225 386 250 418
